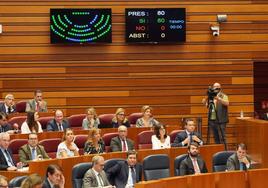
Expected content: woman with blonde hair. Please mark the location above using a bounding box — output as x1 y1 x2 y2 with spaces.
111 108 130 128
56 128 79 158
21 173 43 188
21 111 43 133
136 105 159 127
84 128 105 154
82 107 100 130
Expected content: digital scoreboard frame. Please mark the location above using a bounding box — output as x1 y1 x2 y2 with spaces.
125 8 186 43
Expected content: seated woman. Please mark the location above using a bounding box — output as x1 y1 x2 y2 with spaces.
21 111 43 134
82 107 100 130
21 173 43 188
84 128 105 154
56 128 79 158
151 124 171 149
136 105 159 127
111 108 130 128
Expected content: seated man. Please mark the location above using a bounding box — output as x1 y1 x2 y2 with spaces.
0 132 17 171
42 164 65 188
82 155 113 188
110 125 134 152
26 90 47 112
0 112 18 134
226 143 252 171
0 94 16 115
106 150 142 188
180 142 208 176
46 110 69 131
172 118 203 147
19 133 49 166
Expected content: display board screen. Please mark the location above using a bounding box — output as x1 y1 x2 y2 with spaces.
50 9 112 44
125 8 186 43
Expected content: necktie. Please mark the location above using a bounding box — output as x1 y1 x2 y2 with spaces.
98 173 104 186
32 148 36 160
189 133 193 144
58 123 63 131
122 140 127 151
240 162 245 170
36 102 39 112
193 158 200 174
4 149 14 166
130 167 136 184
8 107 12 114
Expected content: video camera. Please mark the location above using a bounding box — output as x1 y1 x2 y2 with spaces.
207 86 220 102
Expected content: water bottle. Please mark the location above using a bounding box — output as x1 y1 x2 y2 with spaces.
240 110 244 118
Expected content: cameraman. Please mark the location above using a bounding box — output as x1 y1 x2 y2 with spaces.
202 82 229 144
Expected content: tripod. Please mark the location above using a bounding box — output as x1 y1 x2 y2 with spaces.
206 99 227 150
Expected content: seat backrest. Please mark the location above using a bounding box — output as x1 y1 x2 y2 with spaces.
143 154 170 181
174 154 188 176
15 100 27 113
128 112 143 126
169 130 184 144
98 114 114 128
39 138 61 158
67 114 86 128
38 116 54 130
137 130 154 149
8 139 28 163
102 132 119 152
72 162 92 188
104 158 125 185
212 151 235 172
9 175 28 187
74 134 88 155
7 116 27 130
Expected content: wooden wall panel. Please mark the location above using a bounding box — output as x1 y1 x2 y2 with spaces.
1 0 267 148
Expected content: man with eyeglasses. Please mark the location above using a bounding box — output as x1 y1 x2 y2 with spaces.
42 164 65 188
18 133 49 166
0 132 17 171
0 94 16 115
83 155 114 188
110 125 134 152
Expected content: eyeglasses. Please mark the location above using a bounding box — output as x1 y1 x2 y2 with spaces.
118 113 125 116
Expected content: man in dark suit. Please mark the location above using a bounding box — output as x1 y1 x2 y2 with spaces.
226 143 252 171
82 155 113 188
106 150 142 188
0 94 16 116
0 132 17 171
0 112 15 134
42 164 65 188
18 133 49 166
110 125 135 152
172 118 203 147
180 142 208 175
26 90 47 112
46 110 69 131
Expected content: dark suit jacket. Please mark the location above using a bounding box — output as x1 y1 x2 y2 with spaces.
0 123 13 133
226 153 252 171
106 161 142 188
0 102 16 115
172 130 203 147
0 148 16 170
110 136 135 152
82 168 110 188
42 178 52 188
46 119 69 131
18 144 49 165
180 155 208 176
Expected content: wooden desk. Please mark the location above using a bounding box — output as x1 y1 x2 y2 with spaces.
215 171 246 188
247 168 268 188
236 118 268 167
0 171 29 181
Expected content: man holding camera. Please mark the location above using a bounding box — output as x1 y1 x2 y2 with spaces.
202 82 229 145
